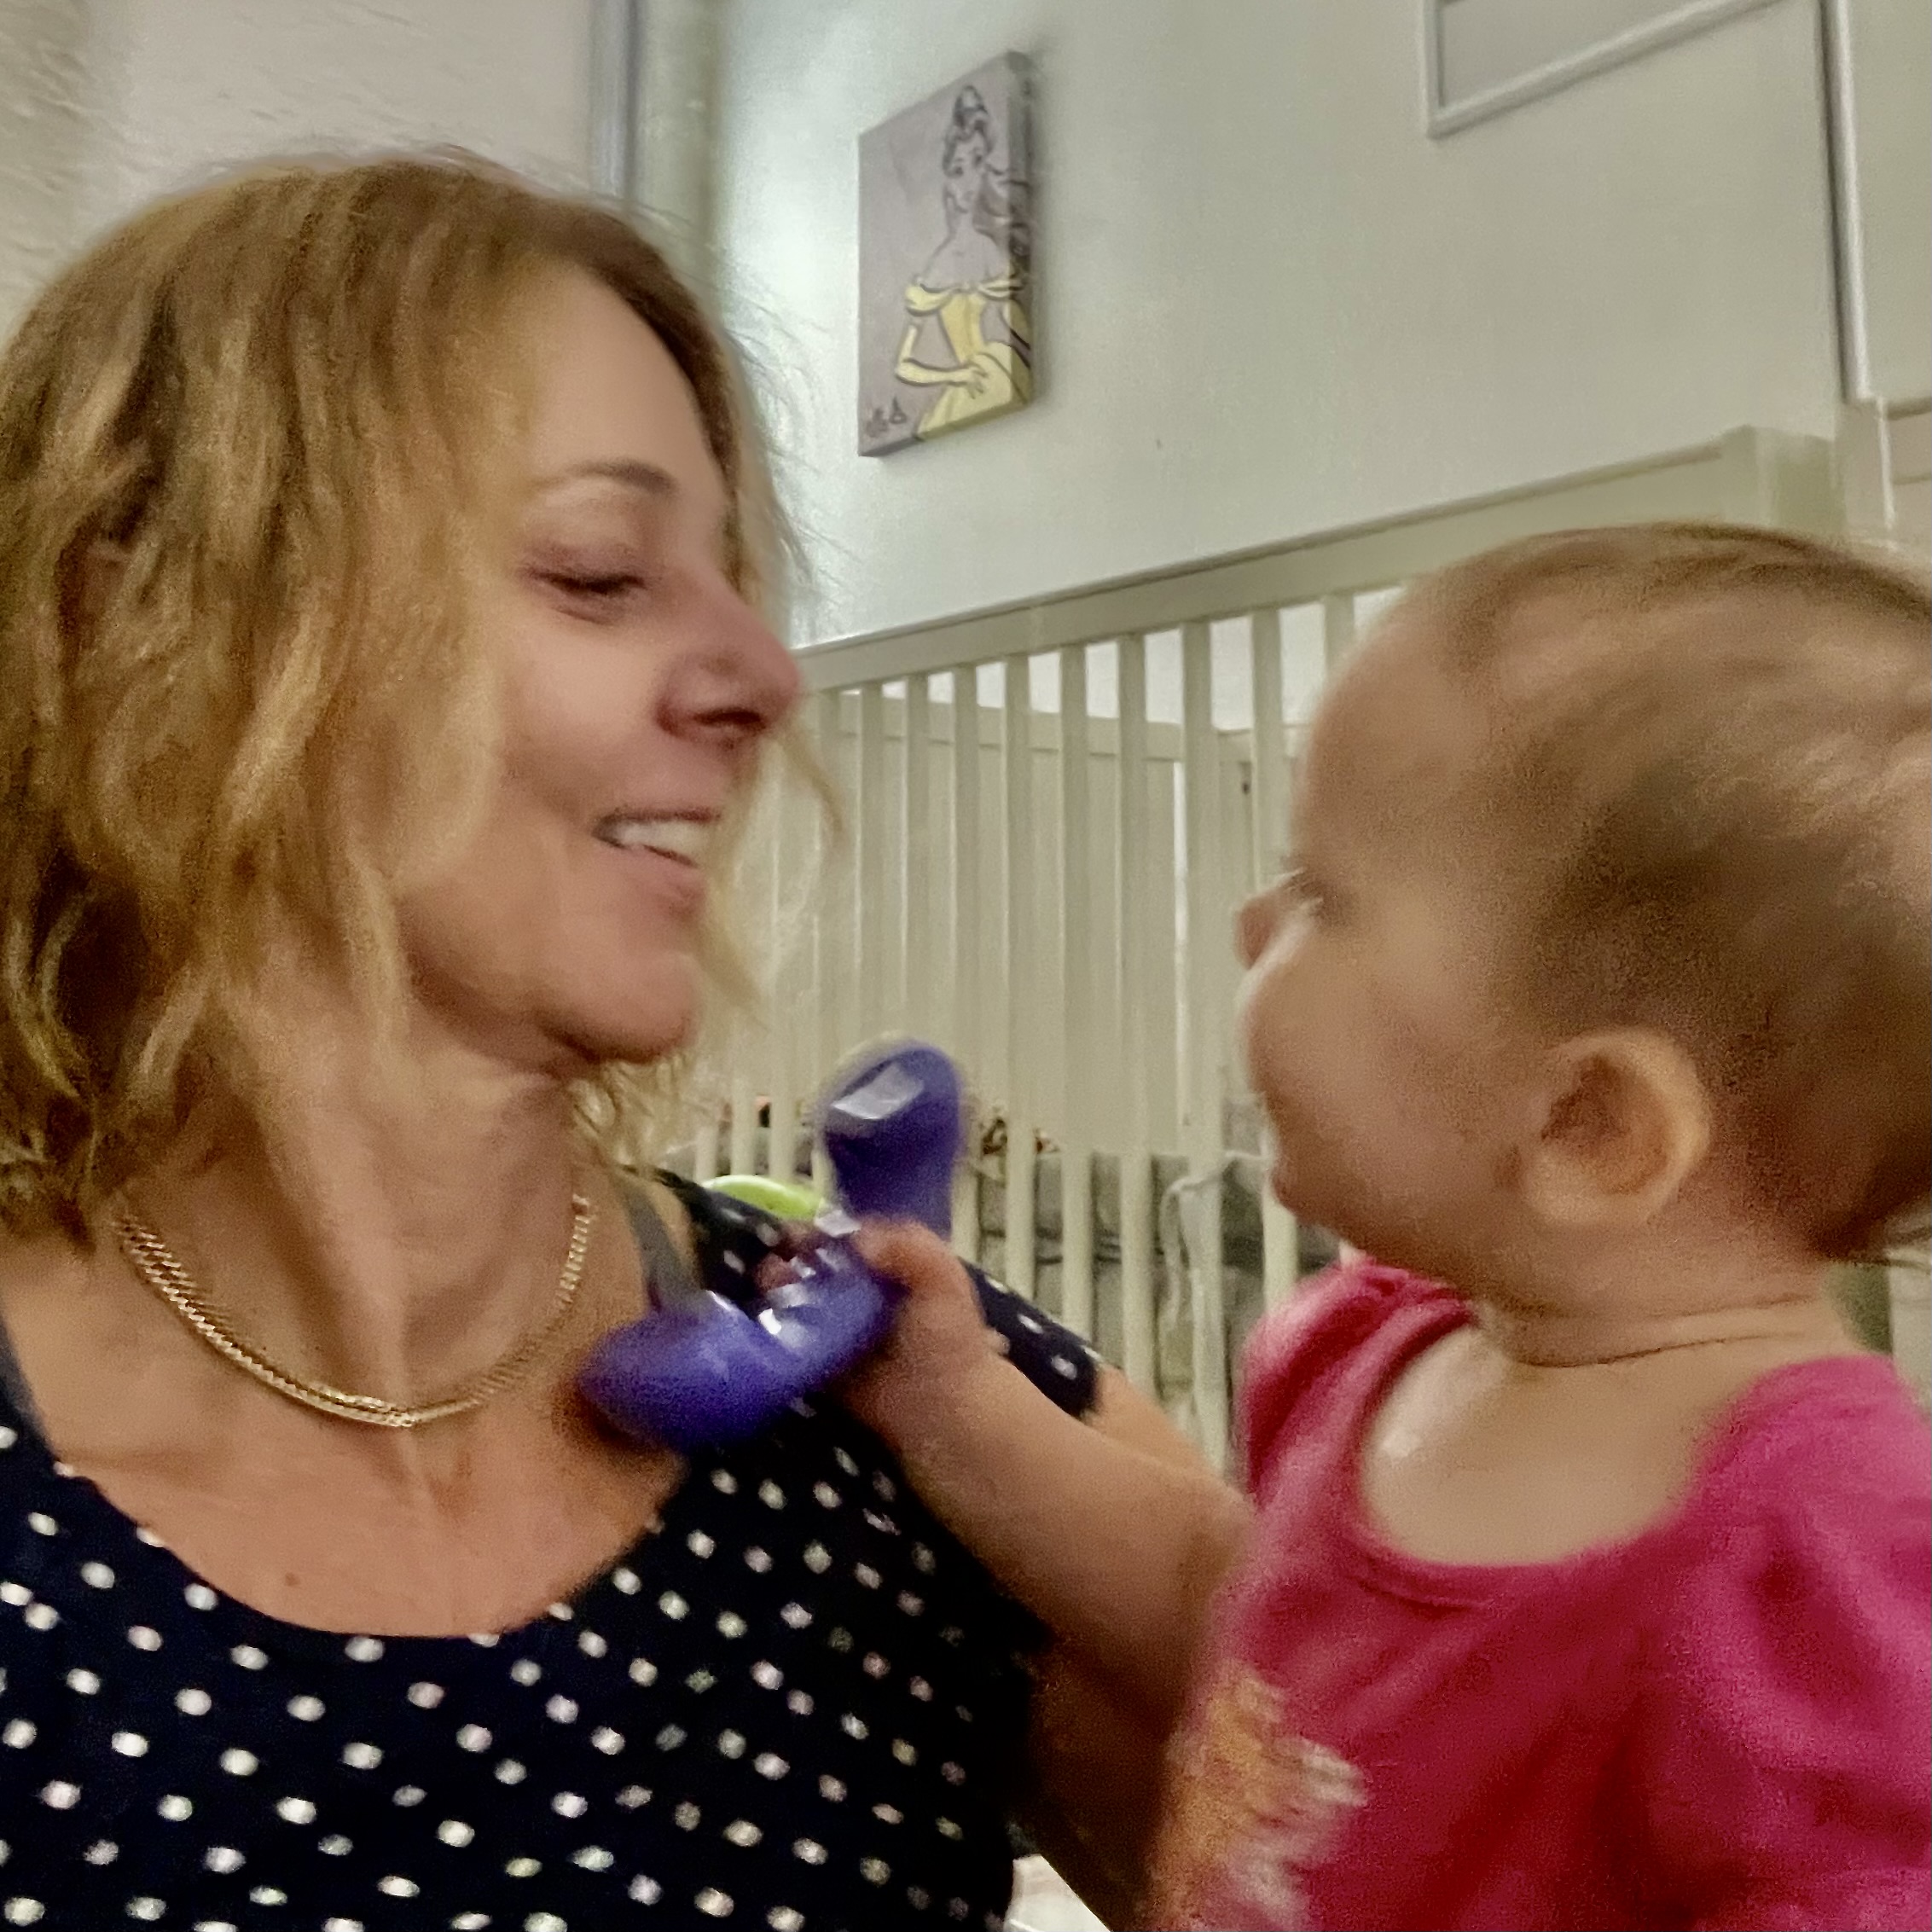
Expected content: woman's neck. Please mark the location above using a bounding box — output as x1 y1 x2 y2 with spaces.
123 1022 605 1407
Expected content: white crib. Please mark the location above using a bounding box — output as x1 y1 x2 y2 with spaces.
676 420 1929 1459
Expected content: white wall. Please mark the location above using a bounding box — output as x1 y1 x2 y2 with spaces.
0 0 91 330
714 0 1844 646
2 0 595 337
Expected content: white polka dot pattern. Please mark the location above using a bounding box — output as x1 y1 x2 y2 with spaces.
0 1170 1094 1924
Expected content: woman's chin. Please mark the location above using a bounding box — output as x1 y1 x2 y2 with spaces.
602 1006 699 1070
550 977 701 1074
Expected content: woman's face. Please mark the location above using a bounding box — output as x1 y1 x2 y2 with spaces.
400 270 799 1078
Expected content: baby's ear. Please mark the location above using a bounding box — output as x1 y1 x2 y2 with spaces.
1518 1030 1711 1231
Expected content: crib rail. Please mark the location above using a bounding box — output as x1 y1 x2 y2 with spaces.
693 427 1855 1459
1840 394 1932 552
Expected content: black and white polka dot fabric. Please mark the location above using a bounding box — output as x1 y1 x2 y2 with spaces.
0 1175 1099 1930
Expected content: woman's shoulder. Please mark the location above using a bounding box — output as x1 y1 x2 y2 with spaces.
0 1228 88 1448
640 1170 1097 1665
647 1319 1047 1813
646 1168 781 1303
653 1169 1102 1418
0 1365 1030 1928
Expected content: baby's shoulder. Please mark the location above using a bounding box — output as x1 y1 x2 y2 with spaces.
1694 1351 1930 1531
1625 1355 1931 1720
1664 1355 1931 1602
1237 1260 1458 1488
1627 1358 1929 1900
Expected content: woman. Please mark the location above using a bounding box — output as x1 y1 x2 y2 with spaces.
891 85 1032 441
0 156 1240 1929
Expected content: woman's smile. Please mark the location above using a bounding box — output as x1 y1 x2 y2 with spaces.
593 811 713 917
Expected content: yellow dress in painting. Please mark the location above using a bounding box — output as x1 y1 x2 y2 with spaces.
899 273 1031 439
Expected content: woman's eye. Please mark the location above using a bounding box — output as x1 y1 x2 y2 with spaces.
538 568 647 611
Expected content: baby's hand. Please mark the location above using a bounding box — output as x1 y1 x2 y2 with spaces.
836 1223 1006 1452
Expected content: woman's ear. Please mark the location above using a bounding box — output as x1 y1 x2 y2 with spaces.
1518 1030 1712 1231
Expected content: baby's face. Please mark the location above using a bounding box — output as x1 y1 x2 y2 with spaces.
1236 619 1544 1279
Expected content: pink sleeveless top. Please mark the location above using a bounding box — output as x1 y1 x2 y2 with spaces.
1154 1262 1932 1931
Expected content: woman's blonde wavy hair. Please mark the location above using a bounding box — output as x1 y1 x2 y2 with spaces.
0 151 807 1237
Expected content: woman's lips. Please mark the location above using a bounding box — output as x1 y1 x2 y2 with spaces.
595 813 716 863
597 837 706 918
595 815 713 918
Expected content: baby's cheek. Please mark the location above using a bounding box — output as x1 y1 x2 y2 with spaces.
1239 935 1324 1089
1236 979 1285 1105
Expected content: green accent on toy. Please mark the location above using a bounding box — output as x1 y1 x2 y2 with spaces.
1831 1262 1893 1354
710 1174 824 1222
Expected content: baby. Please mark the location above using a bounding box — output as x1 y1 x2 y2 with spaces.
856 521 1930 1930
1146 521 1931 1930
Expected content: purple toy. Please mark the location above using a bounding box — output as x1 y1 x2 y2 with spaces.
578 1041 964 1451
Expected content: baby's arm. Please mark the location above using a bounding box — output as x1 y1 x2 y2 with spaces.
843 1223 1250 1727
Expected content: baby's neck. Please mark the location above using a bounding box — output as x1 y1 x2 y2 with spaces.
1465 1241 1854 1372
1362 1244 1862 1566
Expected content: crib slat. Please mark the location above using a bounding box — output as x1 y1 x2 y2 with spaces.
728 1076 757 1177
1249 606 1288 883
1248 608 1300 1306
856 682 890 1040
1003 654 1037 1299
951 677 983 1262
1311 601 1363 1265
1261 1172 1297 1305
1058 643 1096 1339
809 690 844 1194
903 676 932 1039
727 799 763 1180
1321 591 1357 676
1181 621 1229 1466
692 1114 721 1184
1115 635 1157 1391
728 989 759 1178
763 792 798 1184
1315 602 1361 1269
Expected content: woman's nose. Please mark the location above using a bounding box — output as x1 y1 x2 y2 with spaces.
670 583 804 751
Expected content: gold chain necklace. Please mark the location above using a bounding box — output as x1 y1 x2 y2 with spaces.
110 1192 595 1430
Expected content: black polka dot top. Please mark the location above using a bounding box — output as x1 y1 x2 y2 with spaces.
0 1175 1100 1931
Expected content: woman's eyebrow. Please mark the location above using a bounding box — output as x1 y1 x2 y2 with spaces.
529 457 734 555
537 457 680 498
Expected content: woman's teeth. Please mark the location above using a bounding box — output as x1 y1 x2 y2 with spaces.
597 816 711 863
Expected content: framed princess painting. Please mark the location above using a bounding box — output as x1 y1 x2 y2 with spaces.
858 53 1034 457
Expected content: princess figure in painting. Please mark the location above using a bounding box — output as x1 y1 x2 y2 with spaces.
892 83 1032 440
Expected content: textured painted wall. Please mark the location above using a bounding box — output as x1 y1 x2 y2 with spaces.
716 0 1842 646
1837 0 1931 402
0 0 95 329
2 0 595 335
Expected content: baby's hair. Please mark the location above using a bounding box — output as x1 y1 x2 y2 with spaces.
1407 522 1930 1261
